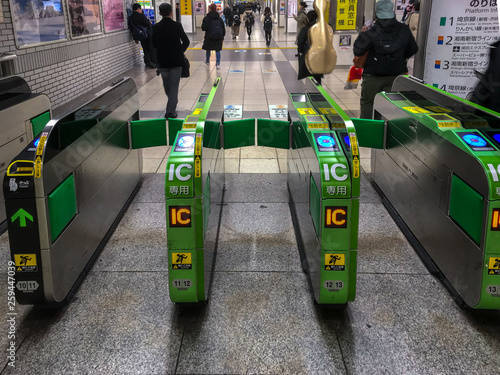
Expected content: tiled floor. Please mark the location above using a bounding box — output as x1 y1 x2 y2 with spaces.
1 18 499 375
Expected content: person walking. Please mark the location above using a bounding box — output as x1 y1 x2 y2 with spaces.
129 3 157 68
242 5 255 40
202 3 225 69
353 0 418 119
405 0 420 40
223 5 231 26
261 6 274 47
152 3 190 119
175 3 180 22
229 5 241 39
293 1 308 55
297 11 323 84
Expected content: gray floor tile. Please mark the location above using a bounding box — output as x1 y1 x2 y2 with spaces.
133 174 166 203
215 202 301 272
224 173 289 203
357 203 428 275
337 273 500 375
6 272 181 375
359 172 382 204
177 272 347 375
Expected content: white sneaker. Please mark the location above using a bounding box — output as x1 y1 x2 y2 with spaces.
204 60 209 65
216 64 220 70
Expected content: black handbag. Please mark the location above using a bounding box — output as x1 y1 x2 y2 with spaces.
181 57 190 78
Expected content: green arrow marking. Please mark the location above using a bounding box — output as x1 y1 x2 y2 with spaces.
11 209 33 227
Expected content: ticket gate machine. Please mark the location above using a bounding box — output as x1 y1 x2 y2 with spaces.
288 79 360 305
0 76 51 226
4 78 141 304
165 78 225 303
372 75 500 309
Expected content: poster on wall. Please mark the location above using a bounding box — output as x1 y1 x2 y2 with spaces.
68 0 102 37
423 0 499 99
288 0 297 18
194 2 205 15
335 0 357 31
10 0 67 46
102 0 125 32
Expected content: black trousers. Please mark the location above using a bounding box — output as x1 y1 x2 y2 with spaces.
246 25 252 37
140 29 157 68
264 29 271 44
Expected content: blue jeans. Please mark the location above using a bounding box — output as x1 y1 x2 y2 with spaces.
206 50 221 64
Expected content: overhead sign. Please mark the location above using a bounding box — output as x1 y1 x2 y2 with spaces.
224 105 242 119
335 0 358 31
269 104 288 119
180 0 192 15
423 0 500 99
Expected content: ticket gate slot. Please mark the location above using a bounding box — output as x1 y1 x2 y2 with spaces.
372 75 500 309
166 78 224 304
4 77 141 305
1 76 51 227
288 80 359 305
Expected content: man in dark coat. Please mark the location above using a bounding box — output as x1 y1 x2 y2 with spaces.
129 3 157 68
202 4 225 69
153 3 190 118
223 5 231 26
353 0 418 118
470 41 500 113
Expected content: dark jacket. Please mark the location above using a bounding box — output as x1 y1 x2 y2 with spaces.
297 23 322 82
223 6 231 18
129 11 151 30
201 11 225 51
353 18 418 76
153 17 190 68
470 41 500 113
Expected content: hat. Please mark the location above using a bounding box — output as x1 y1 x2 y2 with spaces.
375 0 395 19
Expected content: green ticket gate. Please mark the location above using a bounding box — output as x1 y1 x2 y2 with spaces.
165 78 225 303
371 75 500 309
0 76 51 227
288 78 360 305
3 78 141 305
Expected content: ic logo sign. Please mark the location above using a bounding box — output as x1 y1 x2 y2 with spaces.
325 206 348 228
492 209 500 231
323 163 348 181
168 164 192 181
169 206 191 227
488 164 500 182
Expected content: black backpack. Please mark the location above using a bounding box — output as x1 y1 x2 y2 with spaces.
208 18 223 39
263 15 272 30
368 23 407 75
245 13 254 27
232 13 241 26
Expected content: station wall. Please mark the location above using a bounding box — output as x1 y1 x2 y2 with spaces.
0 0 142 109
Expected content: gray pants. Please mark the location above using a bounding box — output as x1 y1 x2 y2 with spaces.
159 67 182 115
360 74 398 119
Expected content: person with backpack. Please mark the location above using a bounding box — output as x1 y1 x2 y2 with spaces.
353 0 418 119
201 3 225 69
242 5 255 40
229 6 241 39
261 7 274 47
129 3 157 69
